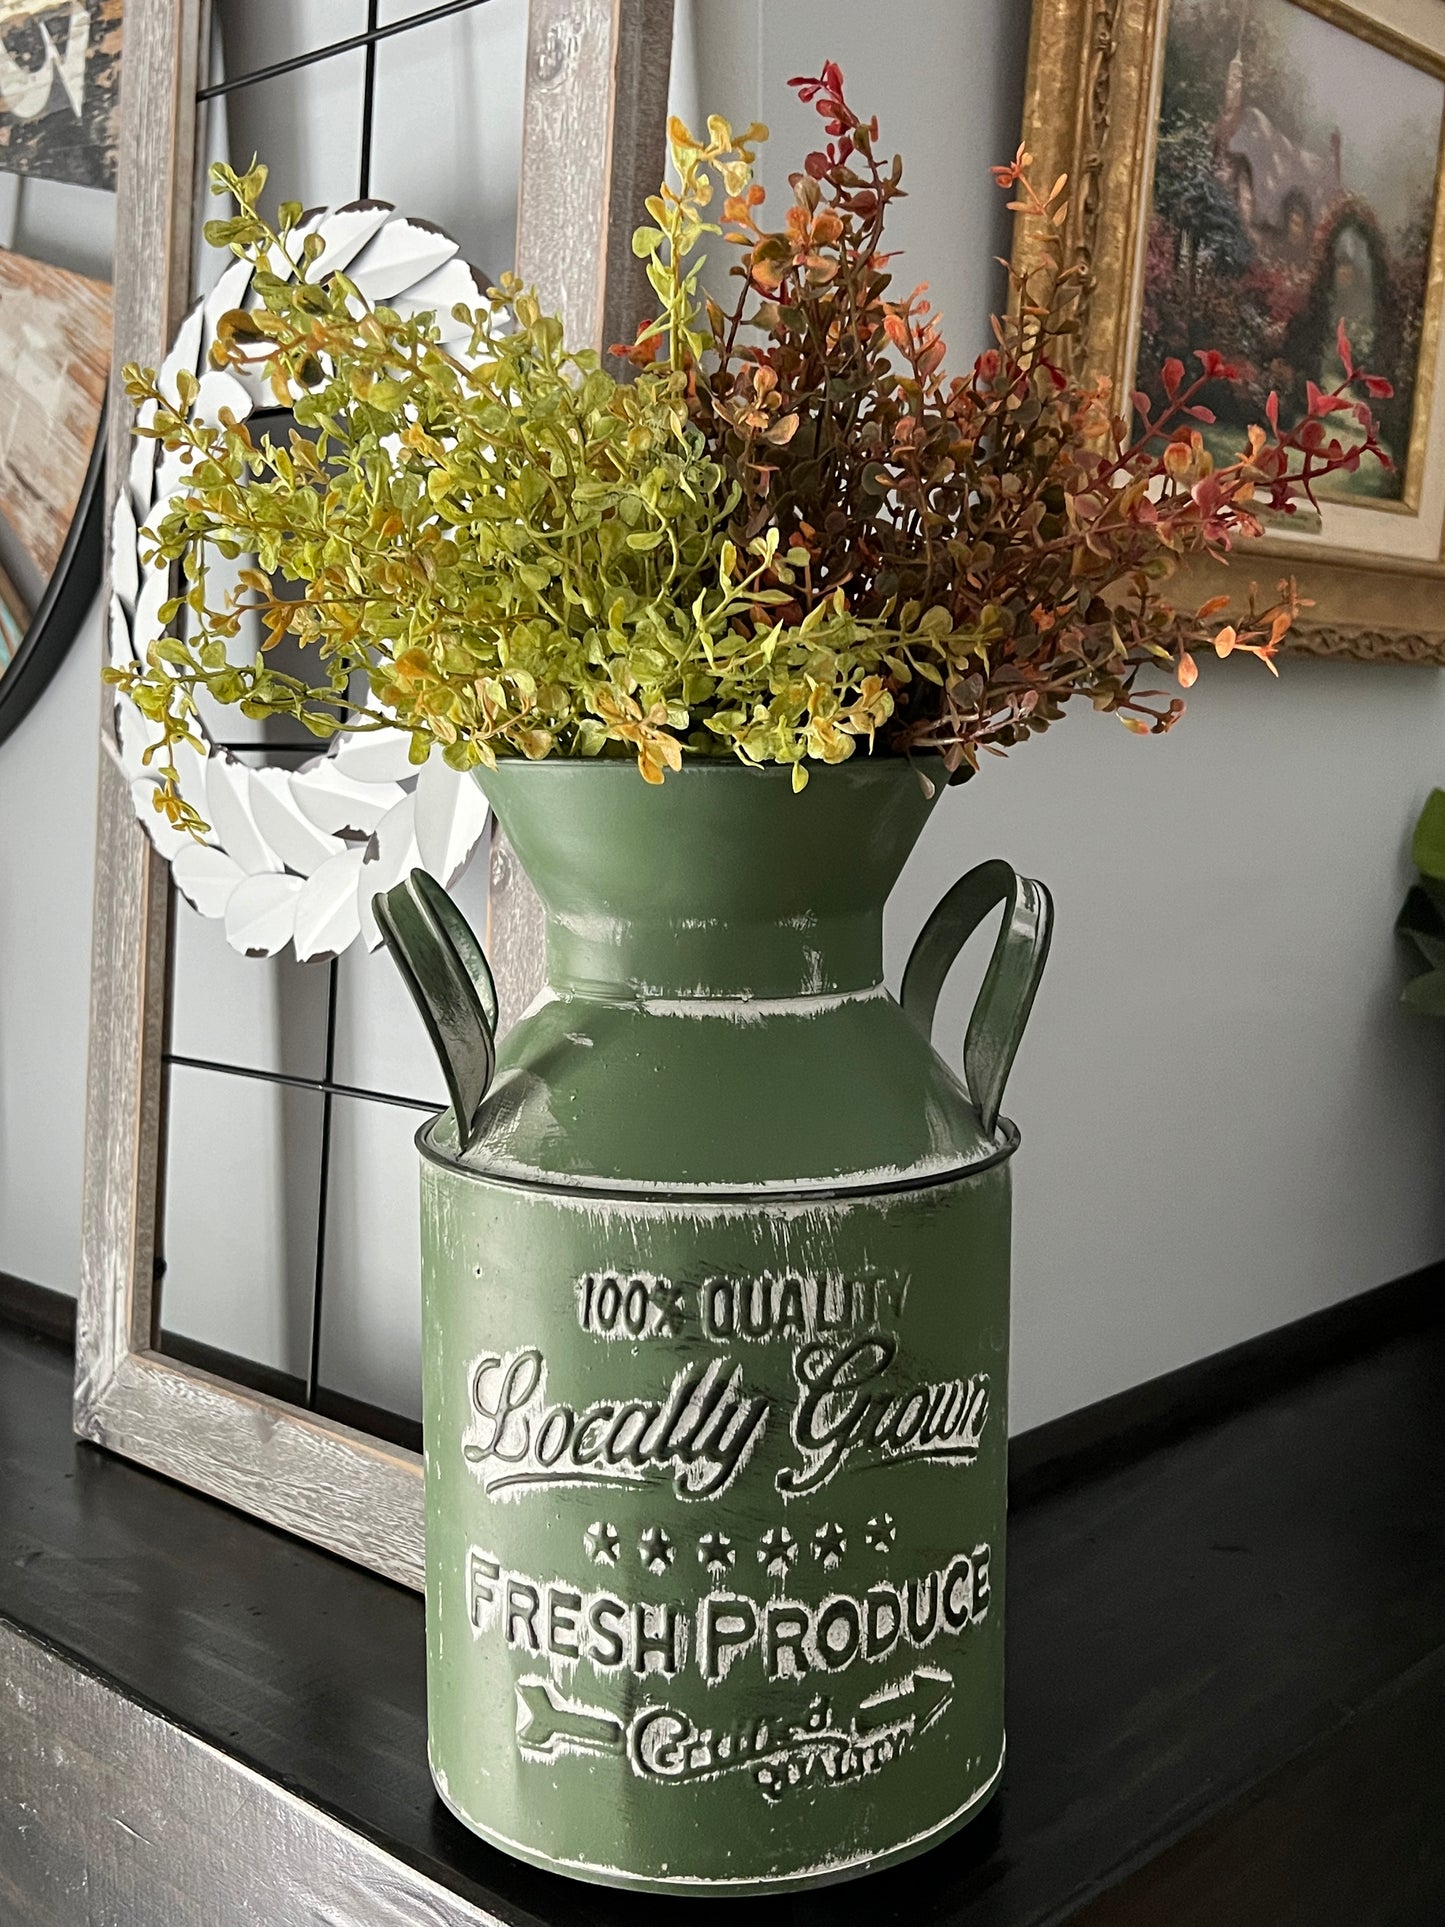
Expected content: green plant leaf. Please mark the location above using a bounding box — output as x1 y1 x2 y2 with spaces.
1397 882 1445 940
1401 970 1445 1016
1411 789 1445 880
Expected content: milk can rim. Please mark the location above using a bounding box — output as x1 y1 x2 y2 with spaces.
412 1114 1021 1202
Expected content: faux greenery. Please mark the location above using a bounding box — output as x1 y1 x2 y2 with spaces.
110 66 1390 827
1396 791 1445 1015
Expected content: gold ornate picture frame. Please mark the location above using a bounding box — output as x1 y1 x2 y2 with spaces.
1018 0 1445 663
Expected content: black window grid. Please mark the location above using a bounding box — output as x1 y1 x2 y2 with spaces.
155 0 496 1438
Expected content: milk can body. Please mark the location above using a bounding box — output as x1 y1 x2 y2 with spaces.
377 758 1050 1895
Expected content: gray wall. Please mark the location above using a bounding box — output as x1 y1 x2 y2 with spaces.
0 165 111 1296
0 609 100 1293
3 0 1444 1434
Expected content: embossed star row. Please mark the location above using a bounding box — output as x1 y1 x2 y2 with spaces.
584 1514 898 1575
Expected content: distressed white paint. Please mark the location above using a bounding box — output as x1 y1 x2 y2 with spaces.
461 1347 771 1501
436 1141 1001 1197
431 1738 1006 1890
466 1545 693 1678
634 984 891 1022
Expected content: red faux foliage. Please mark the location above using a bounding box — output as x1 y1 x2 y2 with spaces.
621 67 1393 773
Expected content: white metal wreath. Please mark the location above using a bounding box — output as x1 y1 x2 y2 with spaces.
108 199 492 960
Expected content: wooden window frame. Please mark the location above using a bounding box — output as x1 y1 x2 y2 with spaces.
75 0 673 1589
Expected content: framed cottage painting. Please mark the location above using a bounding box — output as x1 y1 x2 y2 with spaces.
1018 0 1445 660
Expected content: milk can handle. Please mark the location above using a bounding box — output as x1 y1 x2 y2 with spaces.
900 858 1052 1135
373 869 498 1152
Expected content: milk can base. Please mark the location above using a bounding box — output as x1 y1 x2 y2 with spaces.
429 1740 1005 1897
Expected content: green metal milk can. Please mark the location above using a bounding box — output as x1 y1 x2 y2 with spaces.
375 757 1051 1895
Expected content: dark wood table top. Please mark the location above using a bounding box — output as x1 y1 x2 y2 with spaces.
2 1302 1443 1924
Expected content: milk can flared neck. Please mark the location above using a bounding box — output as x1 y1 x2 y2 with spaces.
474 756 947 1002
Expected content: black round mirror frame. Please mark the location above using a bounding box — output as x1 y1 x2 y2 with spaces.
0 402 106 751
